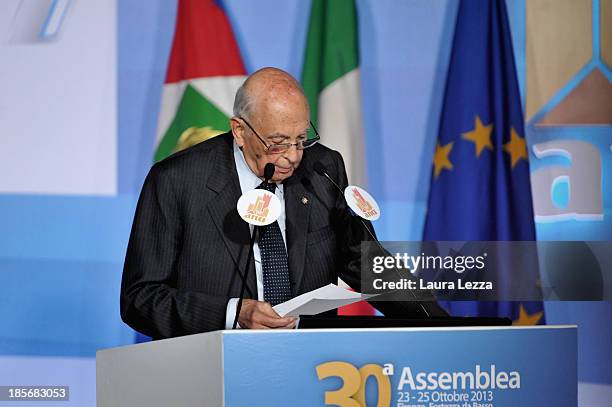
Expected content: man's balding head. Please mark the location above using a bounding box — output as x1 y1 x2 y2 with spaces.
231 68 311 182
233 67 309 122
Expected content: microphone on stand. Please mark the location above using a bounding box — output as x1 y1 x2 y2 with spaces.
313 161 379 241
233 163 276 329
312 161 432 318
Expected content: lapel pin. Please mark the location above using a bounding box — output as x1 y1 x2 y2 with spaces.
301 196 309 205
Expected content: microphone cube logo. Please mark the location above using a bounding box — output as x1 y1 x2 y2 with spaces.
237 189 281 226
345 186 381 220
352 188 378 218
246 194 271 223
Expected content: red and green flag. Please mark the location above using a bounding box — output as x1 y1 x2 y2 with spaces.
155 0 247 162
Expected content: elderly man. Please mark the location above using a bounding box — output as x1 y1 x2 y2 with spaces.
121 68 446 338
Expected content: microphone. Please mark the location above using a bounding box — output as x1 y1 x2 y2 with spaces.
263 163 275 183
313 161 378 241
313 161 432 318
233 163 276 329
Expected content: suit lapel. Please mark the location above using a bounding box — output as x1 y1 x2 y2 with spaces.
284 171 312 296
207 134 257 298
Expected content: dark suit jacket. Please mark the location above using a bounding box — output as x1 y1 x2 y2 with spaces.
121 132 446 338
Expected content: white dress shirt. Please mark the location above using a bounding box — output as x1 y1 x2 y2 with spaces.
225 141 287 328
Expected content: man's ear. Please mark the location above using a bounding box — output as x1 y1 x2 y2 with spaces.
230 117 245 147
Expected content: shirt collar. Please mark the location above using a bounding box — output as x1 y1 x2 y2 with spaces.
233 140 283 195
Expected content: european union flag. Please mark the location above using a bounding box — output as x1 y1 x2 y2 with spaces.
423 0 544 324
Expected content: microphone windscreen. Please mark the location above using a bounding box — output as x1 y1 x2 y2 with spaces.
313 161 327 177
264 163 275 181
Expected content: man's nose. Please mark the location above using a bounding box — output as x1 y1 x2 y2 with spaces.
283 145 300 163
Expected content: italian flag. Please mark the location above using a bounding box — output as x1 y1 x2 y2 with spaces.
302 0 374 316
155 0 247 162
302 0 366 187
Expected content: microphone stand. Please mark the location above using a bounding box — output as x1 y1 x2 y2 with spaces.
232 163 276 329
314 162 431 318
232 226 259 329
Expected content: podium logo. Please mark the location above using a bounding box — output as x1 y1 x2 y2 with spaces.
316 361 391 406
397 364 520 391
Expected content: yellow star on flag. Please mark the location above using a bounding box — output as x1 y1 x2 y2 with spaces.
503 127 528 168
513 304 543 326
462 115 493 157
433 141 454 179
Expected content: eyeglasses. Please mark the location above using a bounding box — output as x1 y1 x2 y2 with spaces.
239 116 320 154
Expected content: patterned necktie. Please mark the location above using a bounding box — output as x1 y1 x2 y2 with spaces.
257 181 292 306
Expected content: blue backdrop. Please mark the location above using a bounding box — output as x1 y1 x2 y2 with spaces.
0 0 609 405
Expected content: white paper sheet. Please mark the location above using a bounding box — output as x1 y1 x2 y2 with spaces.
273 284 374 317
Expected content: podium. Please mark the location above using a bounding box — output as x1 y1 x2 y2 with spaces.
97 326 576 406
